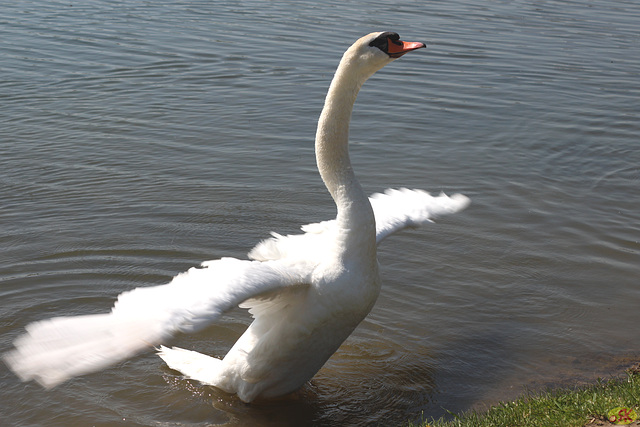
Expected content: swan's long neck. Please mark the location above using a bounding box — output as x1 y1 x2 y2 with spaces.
315 56 378 245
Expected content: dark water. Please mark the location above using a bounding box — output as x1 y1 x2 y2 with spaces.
1 0 639 425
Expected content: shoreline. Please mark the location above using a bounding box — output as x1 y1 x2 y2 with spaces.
420 361 640 427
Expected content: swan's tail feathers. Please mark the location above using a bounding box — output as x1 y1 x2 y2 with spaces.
157 345 222 385
2 313 168 389
371 188 470 244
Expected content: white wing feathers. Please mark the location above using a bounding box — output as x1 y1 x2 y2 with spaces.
3 188 468 388
369 189 470 243
114 258 309 334
251 189 470 262
3 257 310 389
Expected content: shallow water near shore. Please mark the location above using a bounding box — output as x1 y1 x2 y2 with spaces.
1 0 639 425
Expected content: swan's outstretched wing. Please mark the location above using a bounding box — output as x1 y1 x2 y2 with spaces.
3 257 311 389
369 188 470 244
288 189 470 249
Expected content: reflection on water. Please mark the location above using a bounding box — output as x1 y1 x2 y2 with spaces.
1 0 639 425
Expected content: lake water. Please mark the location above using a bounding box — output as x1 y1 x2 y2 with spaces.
1 0 639 425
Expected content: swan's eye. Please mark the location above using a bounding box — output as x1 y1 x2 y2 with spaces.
369 31 400 54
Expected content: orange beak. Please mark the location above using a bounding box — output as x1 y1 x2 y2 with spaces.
387 38 426 58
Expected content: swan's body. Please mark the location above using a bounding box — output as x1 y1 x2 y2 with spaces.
3 32 469 402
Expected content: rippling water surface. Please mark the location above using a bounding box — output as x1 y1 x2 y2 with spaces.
1 0 639 425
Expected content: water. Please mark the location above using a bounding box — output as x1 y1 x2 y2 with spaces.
1 0 639 425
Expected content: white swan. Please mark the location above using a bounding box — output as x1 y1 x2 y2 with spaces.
3 32 469 402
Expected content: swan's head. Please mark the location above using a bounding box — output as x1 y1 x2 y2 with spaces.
341 32 426 77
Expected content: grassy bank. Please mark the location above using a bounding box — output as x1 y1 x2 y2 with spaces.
414 370 640 427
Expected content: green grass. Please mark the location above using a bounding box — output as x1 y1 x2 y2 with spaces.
412 372 640 427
